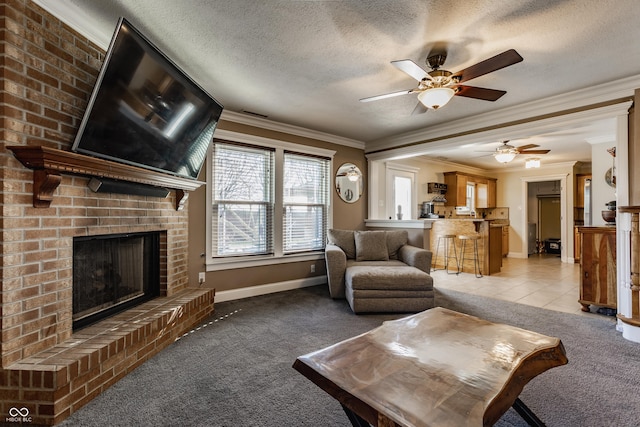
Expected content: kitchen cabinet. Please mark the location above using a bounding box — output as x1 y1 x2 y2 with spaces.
502 226 509 257
578 226 616 312
476 182 488 208
487 180 497 208
489 225 503 274
443 172 466 207
443 171 496 208
575 174 591 208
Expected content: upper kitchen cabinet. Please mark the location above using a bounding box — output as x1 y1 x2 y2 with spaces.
444 171 497 208
575 174 592 208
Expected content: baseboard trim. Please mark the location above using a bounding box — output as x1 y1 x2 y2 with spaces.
215 276 327 302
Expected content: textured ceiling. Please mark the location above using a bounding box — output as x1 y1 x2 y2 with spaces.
35 0 640 168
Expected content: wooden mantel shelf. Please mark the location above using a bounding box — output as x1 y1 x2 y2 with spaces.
7 146 204 210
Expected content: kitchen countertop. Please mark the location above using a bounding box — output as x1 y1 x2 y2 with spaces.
364 219 436 229
365 218 510 230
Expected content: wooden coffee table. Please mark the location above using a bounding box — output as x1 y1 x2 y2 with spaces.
293 307 567 427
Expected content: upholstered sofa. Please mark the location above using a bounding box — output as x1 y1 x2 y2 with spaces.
325 229 435 313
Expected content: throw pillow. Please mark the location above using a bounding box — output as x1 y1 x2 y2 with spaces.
327 229 356 259
355 230 389 261
386 230 408 260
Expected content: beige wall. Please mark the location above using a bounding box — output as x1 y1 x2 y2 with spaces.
188 120 366 292
590 142 618 224
630 90 639 204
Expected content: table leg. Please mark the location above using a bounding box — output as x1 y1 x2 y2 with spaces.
512 398 546 427
341 405 369 427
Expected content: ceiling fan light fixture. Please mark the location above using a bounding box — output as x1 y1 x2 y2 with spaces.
494 150 517 164
417 87 455 110
346 168 360 182
525 158 541 169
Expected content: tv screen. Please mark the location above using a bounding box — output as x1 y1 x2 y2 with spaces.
72 17 223 180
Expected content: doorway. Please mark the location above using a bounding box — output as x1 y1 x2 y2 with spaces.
522 175 568 262
538 196 561 242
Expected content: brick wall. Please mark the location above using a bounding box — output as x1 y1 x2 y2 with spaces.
0 0 191 369
0 2 213 423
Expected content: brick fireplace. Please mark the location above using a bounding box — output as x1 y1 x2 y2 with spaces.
0 1 214 424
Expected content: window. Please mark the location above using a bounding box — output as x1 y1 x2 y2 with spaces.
283 153 330 253
207 134 334 269
211 143 274 257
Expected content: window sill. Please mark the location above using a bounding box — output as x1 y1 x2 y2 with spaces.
205 251 325 271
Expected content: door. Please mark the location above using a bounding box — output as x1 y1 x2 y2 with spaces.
539 196 561 242
386 167 416 220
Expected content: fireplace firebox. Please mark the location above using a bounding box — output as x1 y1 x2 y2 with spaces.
73 231 161 330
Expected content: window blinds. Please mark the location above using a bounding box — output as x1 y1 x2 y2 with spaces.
283 152 330 254
211 143 274 257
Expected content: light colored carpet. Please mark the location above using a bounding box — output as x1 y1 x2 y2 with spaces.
59 285 640 426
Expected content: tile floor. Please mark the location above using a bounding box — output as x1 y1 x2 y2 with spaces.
432 253 590 315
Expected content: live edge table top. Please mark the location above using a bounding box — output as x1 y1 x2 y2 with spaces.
293 307 567 427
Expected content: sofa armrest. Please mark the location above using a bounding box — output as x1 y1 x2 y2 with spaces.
398 245 432 273
325 243 347 298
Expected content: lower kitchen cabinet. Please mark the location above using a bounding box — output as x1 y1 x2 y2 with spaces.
502 226 509 257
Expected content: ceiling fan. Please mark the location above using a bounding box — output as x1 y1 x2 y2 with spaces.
360 49 523 113
492 141 550 164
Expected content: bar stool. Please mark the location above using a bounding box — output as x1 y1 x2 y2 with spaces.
432 234 459 274
457 234 483 278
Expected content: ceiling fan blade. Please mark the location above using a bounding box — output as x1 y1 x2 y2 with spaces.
452 49 523 83
411 102 428 115
516 144 540 150
359 89 414 102
454 85 506 101
519 149 550 154
391 59 430 82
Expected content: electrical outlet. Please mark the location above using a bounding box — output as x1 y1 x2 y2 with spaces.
310 264 316 273
198 272 206 284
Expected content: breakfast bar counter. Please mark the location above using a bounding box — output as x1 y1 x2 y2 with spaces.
365 218 504 275
365 219 436 249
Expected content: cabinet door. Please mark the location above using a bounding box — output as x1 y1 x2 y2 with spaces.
456 174 467 207
579 230 616 310
443 173 457 206
476 182 488 208
487 180 497 208
502 226 509 257
575 174 591 208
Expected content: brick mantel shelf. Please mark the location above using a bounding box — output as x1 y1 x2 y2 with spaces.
8 145 204 210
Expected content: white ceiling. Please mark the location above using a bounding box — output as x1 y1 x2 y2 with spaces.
35 0 640 169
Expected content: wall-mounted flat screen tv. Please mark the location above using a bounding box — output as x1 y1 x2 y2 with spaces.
72 17 223 180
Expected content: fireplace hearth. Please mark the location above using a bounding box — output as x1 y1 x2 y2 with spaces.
73 231 161 330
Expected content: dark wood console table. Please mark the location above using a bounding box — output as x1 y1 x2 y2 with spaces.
293 307 567 427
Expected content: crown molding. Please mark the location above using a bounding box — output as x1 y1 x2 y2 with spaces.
220 110 365 149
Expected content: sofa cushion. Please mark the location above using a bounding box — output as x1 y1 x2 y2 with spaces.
355 231 389 261
346 265 432 291
386 230 408 260
327 229 356 259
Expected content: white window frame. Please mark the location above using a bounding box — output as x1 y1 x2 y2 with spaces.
206 129 335 270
